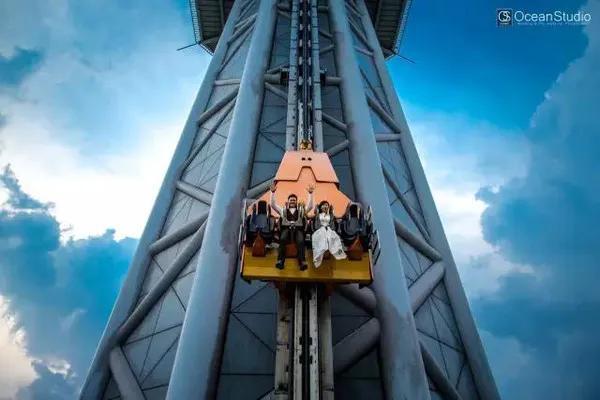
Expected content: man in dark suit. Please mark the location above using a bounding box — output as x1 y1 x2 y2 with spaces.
269 184 314 270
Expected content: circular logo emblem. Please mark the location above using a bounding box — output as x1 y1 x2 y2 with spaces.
497 9 513 26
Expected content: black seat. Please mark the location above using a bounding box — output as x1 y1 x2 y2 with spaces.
245 200 275 245
340 203 369 246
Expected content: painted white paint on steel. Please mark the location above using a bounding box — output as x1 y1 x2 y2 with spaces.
328 1 430 398
356 0 500 398
78 0 243 397
108 347 144 400
165 1 279 398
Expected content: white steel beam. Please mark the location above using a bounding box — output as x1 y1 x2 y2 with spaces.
183 98 237 171
108 347 144 400
394 218 442 262
325 139 349 157
292 287 304 400
274 293 292 399
366 94 402 133
319 28 332 40
197 88 238 126
321 111 347 132
336 284 377 315
332 318 380 374
175 180 213 205
166 1 279 398
356 0 500 397
375 133 402 142
348 21 372 52
308 286 320 400
319 44 334 55
265 81 288 100
318 295 335 400
114 223 207 343
78 0 243 395
382 165 431 241
420 342 463 400
234 12 257 31
214 78 241 86
345 1 363 20
409 262 445 313
285 0 299 150
310 0 324 151
324 76 341 86
328 1 430 398
354 45 374 57
218 27 254 73
148 212 208 255
246 178 274 199
264 72 282 83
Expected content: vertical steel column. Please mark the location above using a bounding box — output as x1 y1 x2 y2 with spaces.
292 285 321 400
328 1 430 399
165 1 279 398
274 292 292 400
292 287 304 399
310 0 324 151
307 286 320 400
356 1 500 398
79 1 243 398
286 0 300 150
318 290 334 400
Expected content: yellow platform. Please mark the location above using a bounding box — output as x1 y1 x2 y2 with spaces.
240 246 373 284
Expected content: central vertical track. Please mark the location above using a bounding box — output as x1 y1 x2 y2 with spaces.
298 0 312 146
292 285 320 400
297 1 320 398
277 1 331 399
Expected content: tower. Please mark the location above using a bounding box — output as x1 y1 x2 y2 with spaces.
82 1 499 399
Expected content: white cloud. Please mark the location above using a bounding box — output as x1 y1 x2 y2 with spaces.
0 297 37 399
59 308 86 334
0 0 71 58
479 330 533 392
0 117 181 239
0 0 210 240
405 108 533 297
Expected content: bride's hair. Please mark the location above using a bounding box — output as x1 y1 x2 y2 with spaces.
318 201 332 214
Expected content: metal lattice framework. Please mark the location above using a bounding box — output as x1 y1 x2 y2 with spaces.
191 0 410 57
81 1 499 399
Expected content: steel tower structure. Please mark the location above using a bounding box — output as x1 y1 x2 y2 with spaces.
82 1 499 399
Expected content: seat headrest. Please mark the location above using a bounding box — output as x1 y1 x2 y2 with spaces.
257 200 268 214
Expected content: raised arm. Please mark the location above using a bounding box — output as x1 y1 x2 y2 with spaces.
269 184 283 216
306 185 315 213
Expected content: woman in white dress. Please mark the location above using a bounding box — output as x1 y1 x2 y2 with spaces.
311 200 347 268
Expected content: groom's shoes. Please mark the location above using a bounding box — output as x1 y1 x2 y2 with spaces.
276 260 285 270
299 261 308 271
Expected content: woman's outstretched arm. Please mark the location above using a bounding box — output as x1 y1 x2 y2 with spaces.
306 184 315 213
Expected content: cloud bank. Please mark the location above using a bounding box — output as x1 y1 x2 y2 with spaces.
0 0 211 396
470 2 600 398
0 165 137 397
403 3 599 397
0 0 209 239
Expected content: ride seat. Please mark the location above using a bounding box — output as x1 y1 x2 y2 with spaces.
340 203 366 242
340 203 370 260
245 201 276 255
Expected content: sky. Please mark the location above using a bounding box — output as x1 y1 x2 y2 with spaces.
0 0 598 399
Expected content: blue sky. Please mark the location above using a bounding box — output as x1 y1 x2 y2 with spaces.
0 0 598 399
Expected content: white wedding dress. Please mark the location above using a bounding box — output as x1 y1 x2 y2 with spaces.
312 212 347 268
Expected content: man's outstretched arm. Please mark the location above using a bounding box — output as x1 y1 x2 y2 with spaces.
269 184 283 215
